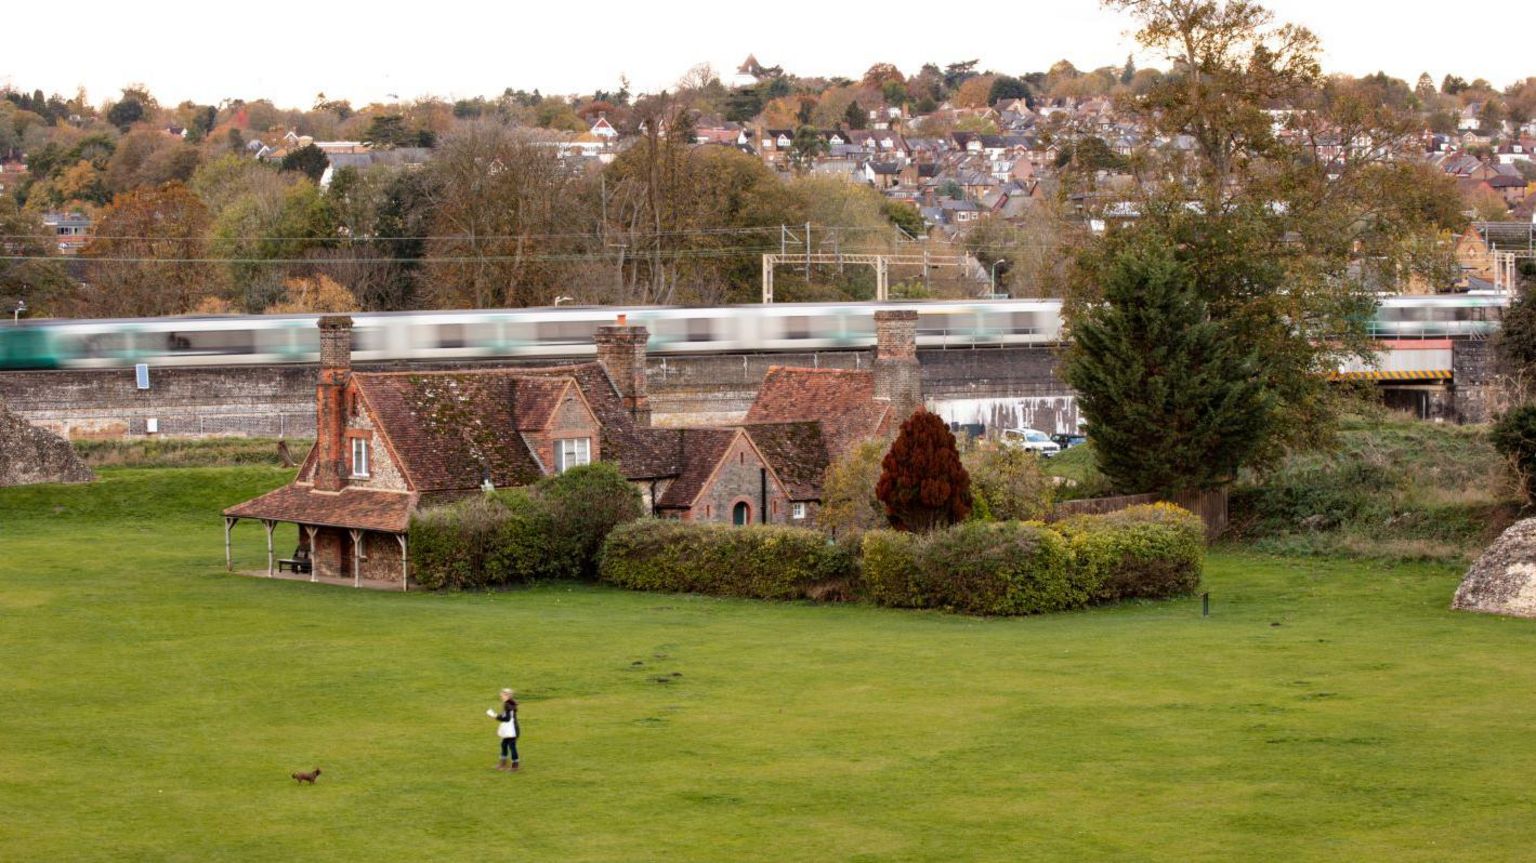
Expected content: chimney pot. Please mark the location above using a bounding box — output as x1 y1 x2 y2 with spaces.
617 313 627 326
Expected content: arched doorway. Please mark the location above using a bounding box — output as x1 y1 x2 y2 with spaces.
732 502 750 526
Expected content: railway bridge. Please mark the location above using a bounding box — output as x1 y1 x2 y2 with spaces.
0 336 1497 442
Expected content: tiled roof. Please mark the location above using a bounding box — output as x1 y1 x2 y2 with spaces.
654 428 738 509
354 372 546 492
509 377 571 430
744 367 892 461
223 484 417 533
744 421 828 501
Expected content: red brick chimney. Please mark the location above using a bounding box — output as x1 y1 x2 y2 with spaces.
874 310 922 420
594 315 651 426
313 315 353 491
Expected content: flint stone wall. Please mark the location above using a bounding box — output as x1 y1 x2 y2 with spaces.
1453 519 1536 618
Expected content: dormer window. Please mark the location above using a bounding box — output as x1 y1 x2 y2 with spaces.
351 437 369 477
555 437 590 473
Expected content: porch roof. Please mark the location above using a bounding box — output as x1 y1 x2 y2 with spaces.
223 484 417 533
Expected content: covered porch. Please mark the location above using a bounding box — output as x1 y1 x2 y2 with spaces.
222 484 418 591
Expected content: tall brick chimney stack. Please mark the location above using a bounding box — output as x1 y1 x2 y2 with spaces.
874 309 922 420
594 315 652 427
313 315 353 492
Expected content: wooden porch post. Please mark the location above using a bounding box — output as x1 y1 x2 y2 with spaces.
262 520 276 577
349 529 363 588
303 525 319 582
396 534 408 592
224 517 237 571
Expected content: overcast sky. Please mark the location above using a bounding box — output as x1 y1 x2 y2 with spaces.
4 0 1533 109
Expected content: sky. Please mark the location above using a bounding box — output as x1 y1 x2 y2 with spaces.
4 0 1533 110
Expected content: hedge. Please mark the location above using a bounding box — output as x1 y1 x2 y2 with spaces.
599 520 859 601
863 521 1081 615
408 462 643 590
1053 503 1203 601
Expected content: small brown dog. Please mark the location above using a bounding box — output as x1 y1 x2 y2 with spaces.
291 768 321 784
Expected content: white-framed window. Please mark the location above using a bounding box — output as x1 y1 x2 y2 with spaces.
792 502 807 520
351 437 369 477
555 437 591 474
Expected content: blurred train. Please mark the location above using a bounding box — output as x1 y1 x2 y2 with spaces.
0 295 1509 371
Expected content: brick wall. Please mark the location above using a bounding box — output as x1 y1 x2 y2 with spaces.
689 435 790 524
0 347 1076 438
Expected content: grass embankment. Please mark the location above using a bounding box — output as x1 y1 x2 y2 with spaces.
6 467 1536 860
71 437 314 469
1231 413 1520 562
1045 413 1522 563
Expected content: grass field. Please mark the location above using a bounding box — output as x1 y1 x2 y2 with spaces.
6 467 1536 861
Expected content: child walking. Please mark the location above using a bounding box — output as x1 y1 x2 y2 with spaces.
486 688 519 771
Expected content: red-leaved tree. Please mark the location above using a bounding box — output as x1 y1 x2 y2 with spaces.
875 409 971 532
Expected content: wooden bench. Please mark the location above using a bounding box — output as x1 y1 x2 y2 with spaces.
277 547 312 574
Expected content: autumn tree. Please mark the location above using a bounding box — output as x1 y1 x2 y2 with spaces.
875 409 972 532
817 439 889 538
0 198 72 315
1083 0 1464 461
82 183 222 317
963 446 1054 521
264 273 359 314
421 120 589 308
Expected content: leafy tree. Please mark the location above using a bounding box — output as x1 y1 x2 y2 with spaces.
817 439 888 538
1443 75 1469 96
988 75 1030 105
363 114 413 148
882 200 924 239
1490 405 1536 505
844 99 866 130
106 97 144 131
1087 0 1455 461
875 409 972 532
963 446 1054 521
1064 242 1273 494
943 60 979 91
280 144 329 183
82 183 222 317
263 274 359 314
0 198 72 315
789 125 826 172
533 461 644 579
1497 289 1536 379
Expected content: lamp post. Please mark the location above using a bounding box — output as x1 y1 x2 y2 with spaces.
989 259 1008 297
12 298 24 323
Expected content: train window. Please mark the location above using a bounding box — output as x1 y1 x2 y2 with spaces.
686 319 715 342
917 314 954 337
1007 312 1043 335
174 330 258 354
79 333 133 358
536 320 598 344
784 316 812 340
433 322 502 349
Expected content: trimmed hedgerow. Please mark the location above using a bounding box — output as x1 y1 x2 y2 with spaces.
535 462 645 579
1054 503 1203 601
863 521 1082 616
599 520 859 601
409 494 513 590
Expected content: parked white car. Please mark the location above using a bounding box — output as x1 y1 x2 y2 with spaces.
1001 427 1060 456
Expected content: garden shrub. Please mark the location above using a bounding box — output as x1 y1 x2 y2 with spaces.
487 488 559 584
964 446 1055 521
863 521 1081 615
599 520 859 601
408 494 512 590
1055 503 1203 601
533 462 644 578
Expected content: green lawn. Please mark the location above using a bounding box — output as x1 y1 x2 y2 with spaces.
5 467 1536 861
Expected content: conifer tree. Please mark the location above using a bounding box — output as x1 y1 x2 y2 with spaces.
1064 243 1274 494
875 409 971 532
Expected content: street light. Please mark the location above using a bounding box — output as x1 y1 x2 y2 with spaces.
989 259 1008 297
12 298 25 323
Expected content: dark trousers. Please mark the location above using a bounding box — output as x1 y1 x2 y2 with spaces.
500 737 519 762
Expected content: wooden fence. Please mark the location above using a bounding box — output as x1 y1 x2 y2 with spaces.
1047 487 1230 542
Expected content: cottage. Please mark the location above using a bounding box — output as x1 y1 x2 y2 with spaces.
222 311 923 587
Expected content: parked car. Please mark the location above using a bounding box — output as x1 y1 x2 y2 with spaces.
1001 427 1060 456
1051 432 1088 451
